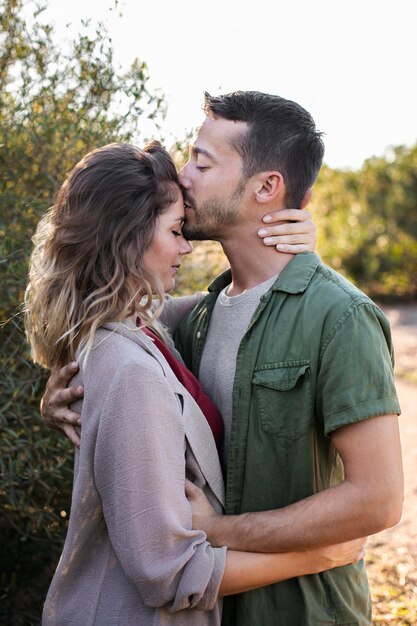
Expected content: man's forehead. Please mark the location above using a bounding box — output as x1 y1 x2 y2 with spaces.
191 116 247 155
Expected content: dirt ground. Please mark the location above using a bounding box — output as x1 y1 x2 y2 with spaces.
370 304 417 553
366 303 417 624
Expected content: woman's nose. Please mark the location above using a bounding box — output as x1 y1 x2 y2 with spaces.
181 240 193 255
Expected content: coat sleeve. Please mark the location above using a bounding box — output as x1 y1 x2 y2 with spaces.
158 293 205 335
93 359 226 612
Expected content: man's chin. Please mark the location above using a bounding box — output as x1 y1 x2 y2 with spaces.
183 215 222 241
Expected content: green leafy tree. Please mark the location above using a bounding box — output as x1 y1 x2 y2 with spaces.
313 145 417 299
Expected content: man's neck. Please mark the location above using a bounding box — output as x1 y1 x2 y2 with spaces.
220 230 294 296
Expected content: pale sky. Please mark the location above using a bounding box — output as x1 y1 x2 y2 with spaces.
40 0 417 170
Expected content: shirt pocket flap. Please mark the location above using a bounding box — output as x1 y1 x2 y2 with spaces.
252 363 309 391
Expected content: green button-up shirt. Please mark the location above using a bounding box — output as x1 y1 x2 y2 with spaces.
175 252 401 626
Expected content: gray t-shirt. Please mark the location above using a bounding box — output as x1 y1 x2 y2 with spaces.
199 275 277 464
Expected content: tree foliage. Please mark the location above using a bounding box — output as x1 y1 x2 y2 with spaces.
313 145 417 299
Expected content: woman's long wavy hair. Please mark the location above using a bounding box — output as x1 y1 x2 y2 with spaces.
25 141 180 369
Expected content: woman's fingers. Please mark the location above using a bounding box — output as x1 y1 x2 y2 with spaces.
258 209 317 252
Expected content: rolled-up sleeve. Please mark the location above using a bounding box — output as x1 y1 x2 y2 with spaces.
317 302 401 434
94 361 226 612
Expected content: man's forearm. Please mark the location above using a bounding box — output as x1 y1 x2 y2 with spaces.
204 478 401 553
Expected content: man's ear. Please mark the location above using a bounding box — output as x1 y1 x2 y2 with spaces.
254 172 284 204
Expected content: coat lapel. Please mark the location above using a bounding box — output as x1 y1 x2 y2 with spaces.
180 399 225 507
103 321 225 507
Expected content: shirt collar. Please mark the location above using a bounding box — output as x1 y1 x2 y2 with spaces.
270 252 321 294
207 253 320 296
207 268 232 294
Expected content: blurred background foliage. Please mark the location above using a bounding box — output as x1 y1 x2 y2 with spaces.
312 151 417 299
0 0 416 623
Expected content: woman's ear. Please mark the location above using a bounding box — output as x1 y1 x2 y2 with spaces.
254 172 285 204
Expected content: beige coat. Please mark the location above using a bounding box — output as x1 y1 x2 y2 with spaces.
42 319 226 626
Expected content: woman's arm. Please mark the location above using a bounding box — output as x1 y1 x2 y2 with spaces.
94 359 226 612
220 540 365 596
158 293 205 334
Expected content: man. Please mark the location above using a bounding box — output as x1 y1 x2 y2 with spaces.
42 91 403 625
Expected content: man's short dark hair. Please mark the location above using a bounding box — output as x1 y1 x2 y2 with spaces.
203 91 325 207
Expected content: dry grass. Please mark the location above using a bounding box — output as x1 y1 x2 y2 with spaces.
369 306 417 624
368 545 417 625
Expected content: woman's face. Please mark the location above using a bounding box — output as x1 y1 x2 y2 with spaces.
143 191 193 292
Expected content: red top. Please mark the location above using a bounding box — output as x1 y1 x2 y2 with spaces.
141 325 224 450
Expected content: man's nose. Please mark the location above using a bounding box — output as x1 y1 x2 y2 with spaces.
178 165 190 189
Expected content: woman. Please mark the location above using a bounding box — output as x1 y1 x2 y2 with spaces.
25 142 364 625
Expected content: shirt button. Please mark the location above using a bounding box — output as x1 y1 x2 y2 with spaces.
196 332 201 338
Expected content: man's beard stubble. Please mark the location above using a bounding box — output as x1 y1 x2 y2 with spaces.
182 201 238 241
182 182 245 242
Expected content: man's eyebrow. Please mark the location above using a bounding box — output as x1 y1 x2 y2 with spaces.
191 146 218 162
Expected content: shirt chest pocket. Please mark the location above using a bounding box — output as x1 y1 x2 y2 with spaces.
252 362 313 440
